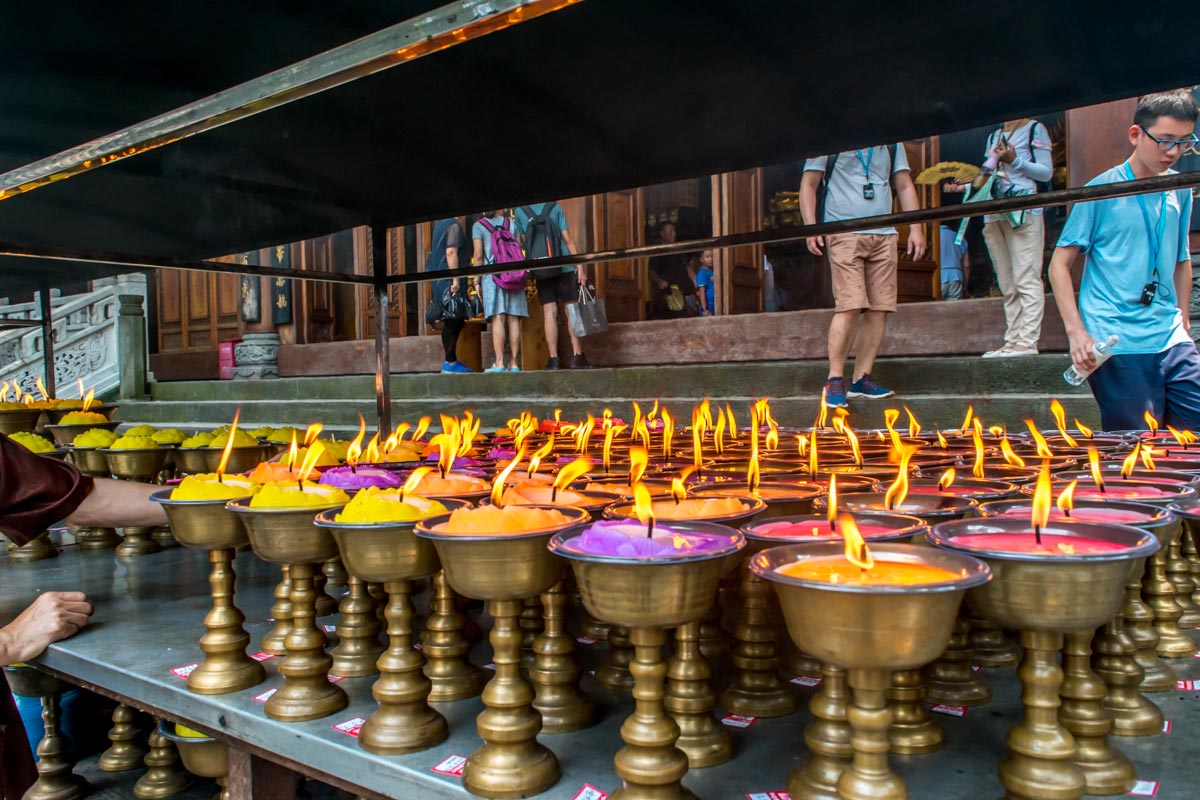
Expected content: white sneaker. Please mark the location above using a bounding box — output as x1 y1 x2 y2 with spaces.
982 347 1010 358
994 346 1038 357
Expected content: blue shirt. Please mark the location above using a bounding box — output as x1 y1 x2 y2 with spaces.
696 267 715 312
1056 163 1193 355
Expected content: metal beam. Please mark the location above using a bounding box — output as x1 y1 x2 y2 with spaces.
0 0 582 203
38 286 55 397
371 225 391 437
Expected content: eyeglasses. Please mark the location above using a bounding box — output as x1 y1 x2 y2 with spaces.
1139 125 1199 152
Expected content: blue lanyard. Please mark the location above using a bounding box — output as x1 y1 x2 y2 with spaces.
855 148 874 182
1123 161 1169 279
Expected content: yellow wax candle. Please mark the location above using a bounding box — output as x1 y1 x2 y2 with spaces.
59 411 108 425
9 432 56 453
109 435 159 450
125 424 158 436
73 429 119 448
436 504 570 535
250 482 349 508
151 428 188 445
180 432 216 449
210 429 258 449
336 487 448 523
170 474 261 501
778 558 960 586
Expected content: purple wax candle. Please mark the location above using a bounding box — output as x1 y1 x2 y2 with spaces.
319 466 402 490
562 519 735 559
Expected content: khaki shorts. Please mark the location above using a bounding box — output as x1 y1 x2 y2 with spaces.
827 233 898 312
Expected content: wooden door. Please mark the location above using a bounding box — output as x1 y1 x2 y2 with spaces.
154 266 242 352
592 189 645 323
156 270 185 351
712 169 764 314
358 226 405 340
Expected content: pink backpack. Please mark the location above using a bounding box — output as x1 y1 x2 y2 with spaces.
477 217 527 291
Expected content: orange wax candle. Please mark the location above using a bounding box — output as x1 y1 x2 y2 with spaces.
651 497 747 520
501 483 588 506
414 473 489 495
436 504 570 534
778 557 959 586
246 461 302 484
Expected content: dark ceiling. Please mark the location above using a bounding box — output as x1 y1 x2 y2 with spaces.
0 0 1196 292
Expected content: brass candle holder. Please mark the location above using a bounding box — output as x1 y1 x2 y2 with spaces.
229 498 349 722
315 498 469 755
199 444 271 475
0 407 47 435
101 446 170 482
530 578 595 733
152 490 266 695
551 520 745 800
422 569 487 702
1059 630 1135 795
967 615 1019 667
157 721 230 800
664 619 733 768
98 704 147 771
1170 498 1200 627
416 505 590 799
754 542 990 800
7 531 58 561
787 662 852 800
133 721 193 799
43 420 120 447
260 566 293 656
4 666 89 800
929 517 1159 800
597 625 636 691
329 576 384 678
172 447 213 476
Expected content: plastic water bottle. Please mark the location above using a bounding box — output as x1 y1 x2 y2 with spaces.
1063 335 1119 386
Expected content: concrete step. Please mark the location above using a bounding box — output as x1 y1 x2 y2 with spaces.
119 355 1097 432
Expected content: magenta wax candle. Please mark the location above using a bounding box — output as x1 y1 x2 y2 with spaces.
752 519 902 540
987 503 1152 525
319 466 402 490
1070 484 1177 501
566 519 735 558
949 532 1128 555
906 484 1006 499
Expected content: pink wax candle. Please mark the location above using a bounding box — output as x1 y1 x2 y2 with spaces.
907 484 1006 498
988 504 1153 525
751 520 909 541
949 533 1128 555
1071 484 1176 501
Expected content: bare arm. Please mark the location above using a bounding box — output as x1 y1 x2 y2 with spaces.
799 171 824 255
1047 244 1096 372
446 245 460 292
1176 258 1193 335
65 478 167 529
0 592 94 665
561 228 586 284
892 171 926 260
471 237 484 290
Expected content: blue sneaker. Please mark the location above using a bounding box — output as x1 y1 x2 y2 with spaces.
450 361 475 373
823 377 848 409
847 373 895 399
441 362 457 373
508 365 522 373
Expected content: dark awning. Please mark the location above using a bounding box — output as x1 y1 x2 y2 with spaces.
0 0 1195 291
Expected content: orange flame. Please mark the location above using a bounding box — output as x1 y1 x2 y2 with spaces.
1024 420 1053 459
402 466 435 497
296 441 327 483
809 426 820 475
817 388 829 429
885 443 917 509
831 407 848 434
905 406 921 437
1031 462 1052 530
631 402 643 440
81 388 96 412
554 458 593 492
633 482 655 529
1141 446 1156 470
938 468 956 490
936 429 948 449
1168 425 1187 447
431 431 457 477
845 426 862 465
459 412 481 456
1121 442 1141 479
960 405 974 433
579 414 597 454
1056 480 1077 516
1074 419 1093 439
765 427 779 451
636 418 651 451
796 433 808 456
972 423 986 479
76 377 84 398
713 411 727 454
989 425 1006 437
345 414 366 467
629 446 649 486
725 403 738 442
601 423 624 473
529 438 555 477
827 474 838 527
1050 400 1077 447
661 409 674 456
34 376 49 401
647 399 660 423
364 433 381 463
491 443 527 507
670 475 688 503
554 408 563 424
0 381 8 402
1000 436 1026 467
839 514 874 570
216 410 240 478
692 408 705 472
1087 447 1105 491
413 415 432 442
748 406 761 491
883 408 902 453
286 432 299 470
1144 410 1159 436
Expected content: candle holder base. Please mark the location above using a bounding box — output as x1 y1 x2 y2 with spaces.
116 527 161 557
98 704 147 772
463 599 559 800
887 668 944 755
423 571 486 703
77 526 122 550
330 576 384 679
260 567 294 657
24 692 90 800
359 579 447 755
789 664 852 800
665 621 733 768
1144 532 1197 658
968 615 1020 667
323 556 348 590
596 625 635 691
1060 631 1135 796
8 531 58 561
530 581 594 734
579 613 612 640
133 725 193 799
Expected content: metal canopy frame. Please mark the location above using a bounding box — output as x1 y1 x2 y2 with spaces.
1 0 1198 433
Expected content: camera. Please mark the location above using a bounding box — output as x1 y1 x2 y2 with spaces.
1140 282 1156 306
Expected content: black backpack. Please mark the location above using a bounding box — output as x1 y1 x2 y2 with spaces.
817 144 901 224
521 202 569 281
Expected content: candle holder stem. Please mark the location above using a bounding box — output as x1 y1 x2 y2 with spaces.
697 594 731 659
665 620 733 768
264 562 348 722
98 704 147 772
358 579 447 754
839 668 905 800
323 556 348 590
24 692 89 800
8 531 57 561
115 526 160 557
887 668 943 755
151 525 178 549
331 576 385 678
133 722 192 799
579 611 612 641
530 580 594 733
1124 565 1175 691
78 526 122 550
422 570 486 702
1059 631 1135 795
313 566 337 618
611 626 693 800
968 615 1019 667
259 566 293 656
789 664 852 800
1169 521 1200 627
1091 618 1163 736
520 596 545 657
596 625 636 691
1143 524 1196 657
784 646 825 680
998 630 1085 800
464 598 559 799
1183 521 1200 609
188 548 265 694
719 566 796 717
925 611 992 706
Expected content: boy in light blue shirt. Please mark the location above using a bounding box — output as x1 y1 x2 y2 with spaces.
1049 91 1200 430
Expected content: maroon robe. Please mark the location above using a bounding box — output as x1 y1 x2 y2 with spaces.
0 433 94 797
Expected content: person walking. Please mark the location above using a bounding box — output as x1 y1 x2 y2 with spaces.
427 217 474 373
473 211 529 373
800 143 926 408
514 202 590 369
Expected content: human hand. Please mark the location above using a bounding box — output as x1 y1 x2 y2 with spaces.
907 226 927 260
450 278 460 294
943 180 968 194
994 139 1016 165
806 236 825 256
1 592 94 664
1069 330 1098 374
576 267 586 285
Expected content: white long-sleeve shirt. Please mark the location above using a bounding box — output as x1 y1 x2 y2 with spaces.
983 120 1053 221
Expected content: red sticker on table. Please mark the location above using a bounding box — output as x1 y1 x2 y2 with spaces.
747 793 792 800
790 675 822 687
1163 720 1173 734
571 784 608 800
253 688 277 703
170 663 199 679
721 714 758 729
431 754 467 776
1129 779 1159 797
930 704 970 717
332 717 365 737
576 636 598 645
249 652 275 662
1176 679 1198 691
